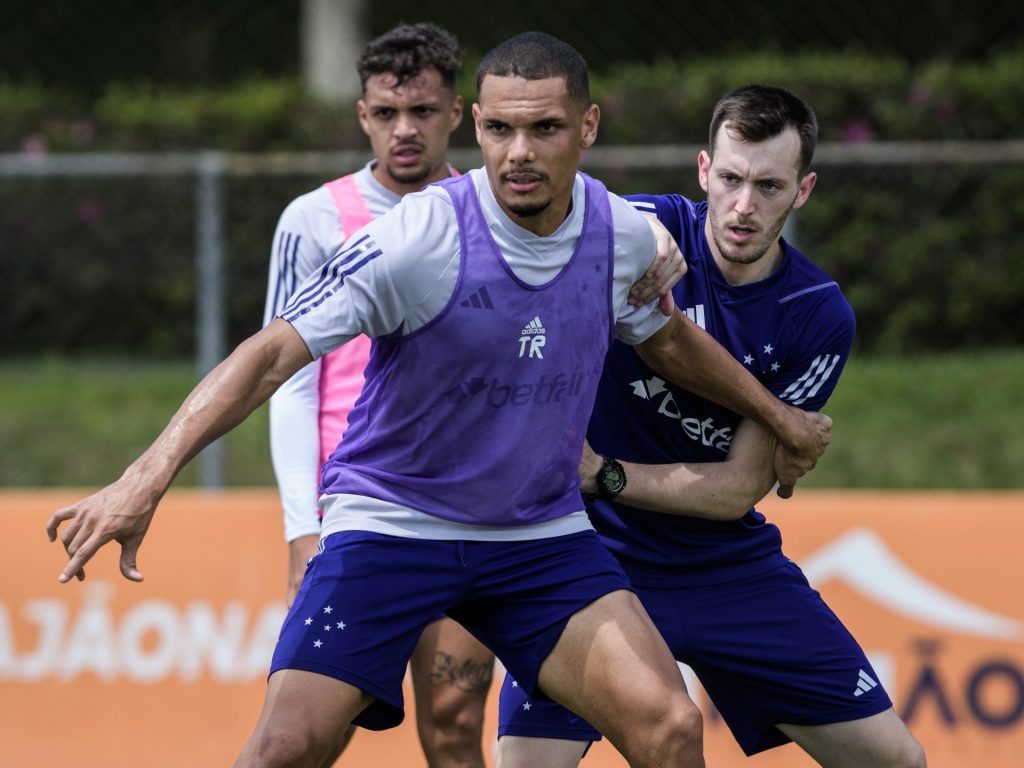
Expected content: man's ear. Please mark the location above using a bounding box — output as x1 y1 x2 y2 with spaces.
472 102 485 145
356 99 370 137
697 150 712 194
792 171 818 211
580 103 600 149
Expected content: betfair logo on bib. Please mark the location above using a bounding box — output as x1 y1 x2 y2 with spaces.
518 316 546 359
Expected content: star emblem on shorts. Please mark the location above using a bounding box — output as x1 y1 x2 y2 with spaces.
743 354 753 365
323 605 333 614
337 621 346 630
324 624 331 631
313 639 323 649
304 617 313 626
522 702 532 711
771 362 780 372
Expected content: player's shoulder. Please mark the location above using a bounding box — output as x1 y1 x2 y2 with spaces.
278 184 338 229
605 194 658 278
362 179 460 268
624 192 694 215
623 193 704 244
605 189 653 240
391 173 463 214
780 245 856 326
627 191 701 219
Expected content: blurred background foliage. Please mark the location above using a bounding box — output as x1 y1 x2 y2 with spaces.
1 0 1021 487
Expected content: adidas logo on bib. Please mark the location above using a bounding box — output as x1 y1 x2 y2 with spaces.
518 316 546 359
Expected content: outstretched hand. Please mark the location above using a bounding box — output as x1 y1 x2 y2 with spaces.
46 475 158 583
773 409 832 498
629 213 686 315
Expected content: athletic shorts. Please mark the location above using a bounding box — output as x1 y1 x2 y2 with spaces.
271 529 630 730
498 560 892 756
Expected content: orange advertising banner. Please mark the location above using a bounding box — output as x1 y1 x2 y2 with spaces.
1 489 1022 767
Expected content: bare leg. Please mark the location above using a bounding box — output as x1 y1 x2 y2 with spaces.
496 736 587 768
779 709 926 768
233 669 373 768
535 590 704 768
410 618 495 768
316 725 356 768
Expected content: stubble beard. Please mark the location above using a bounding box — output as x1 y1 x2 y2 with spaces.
507 199 552 218
386 166 431 187
709 204 791 266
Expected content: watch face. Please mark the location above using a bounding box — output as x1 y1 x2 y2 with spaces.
600 459 626 497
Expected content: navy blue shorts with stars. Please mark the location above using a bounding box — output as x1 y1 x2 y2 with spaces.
270 528 630 730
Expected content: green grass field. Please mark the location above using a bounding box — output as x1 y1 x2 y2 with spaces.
2 350 1022 489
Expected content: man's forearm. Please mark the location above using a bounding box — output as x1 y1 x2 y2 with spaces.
129 320 312 495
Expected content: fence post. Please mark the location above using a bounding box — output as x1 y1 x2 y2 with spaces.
195 151 227 488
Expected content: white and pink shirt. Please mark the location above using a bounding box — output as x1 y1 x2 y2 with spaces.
263 164 400 542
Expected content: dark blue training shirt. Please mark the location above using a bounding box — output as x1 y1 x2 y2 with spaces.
586 194 856 587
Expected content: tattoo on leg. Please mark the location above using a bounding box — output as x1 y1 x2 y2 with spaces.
430 652 493 693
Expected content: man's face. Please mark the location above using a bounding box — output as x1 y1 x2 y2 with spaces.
698 125 816 281
473 75 599 236
358 68 463 195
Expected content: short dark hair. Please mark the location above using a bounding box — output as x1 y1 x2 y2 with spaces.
357 22 461 91
476 32 590 105
709 85 818 177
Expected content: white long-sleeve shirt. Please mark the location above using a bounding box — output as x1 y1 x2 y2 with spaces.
263 163 401 542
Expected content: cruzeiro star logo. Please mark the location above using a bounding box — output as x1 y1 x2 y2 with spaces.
304 604 347 651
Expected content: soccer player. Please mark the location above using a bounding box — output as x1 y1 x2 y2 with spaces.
496 85 926 768
48 37 832 768
263 23 495 767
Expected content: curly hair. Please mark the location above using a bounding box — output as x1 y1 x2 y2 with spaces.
357 22 461 91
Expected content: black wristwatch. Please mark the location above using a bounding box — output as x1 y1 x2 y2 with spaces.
583 455 627 501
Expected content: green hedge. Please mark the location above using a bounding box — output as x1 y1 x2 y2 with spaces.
3 49 1023 358
4 47 1024 152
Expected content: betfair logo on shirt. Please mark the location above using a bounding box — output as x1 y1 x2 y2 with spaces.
630 375 733 452
518 316 546 359
443 372 585 407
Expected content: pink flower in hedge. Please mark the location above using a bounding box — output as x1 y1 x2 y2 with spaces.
843 120 873 143
71 120 96 147
909 82 932 106
77 197 103 227
21 134 48 155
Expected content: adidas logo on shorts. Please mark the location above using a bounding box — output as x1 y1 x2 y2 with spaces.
853 668 878 696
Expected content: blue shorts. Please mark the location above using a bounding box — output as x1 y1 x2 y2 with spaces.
498 560 892 756
271 530 630 731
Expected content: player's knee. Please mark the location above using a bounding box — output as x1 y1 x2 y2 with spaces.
422 693 486 765
620 698 704 768
662 701 704 753
893 734 927 768
249 725 317 768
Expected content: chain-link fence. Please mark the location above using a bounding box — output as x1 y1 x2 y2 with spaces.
4 143 1022 357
